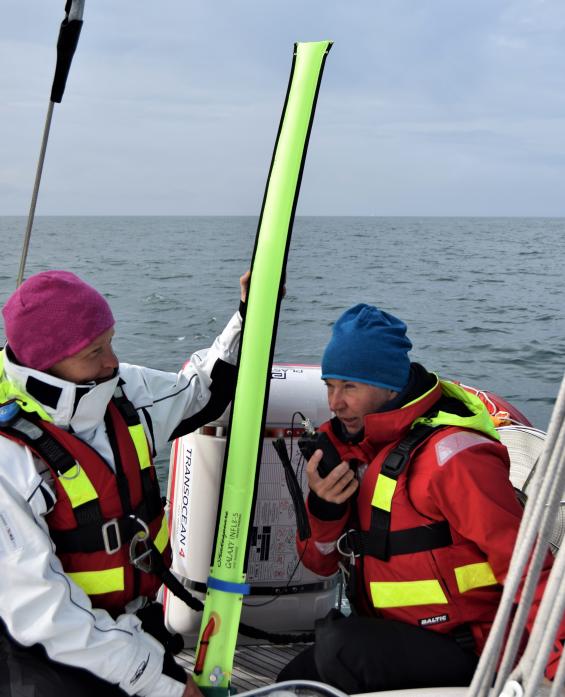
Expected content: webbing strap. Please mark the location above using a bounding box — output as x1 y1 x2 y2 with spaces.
50 496 165 553
3 414 76 473
185 576 339 597
0 413 104 522
368 423 438 560
343 520 453 559
112 385 141 427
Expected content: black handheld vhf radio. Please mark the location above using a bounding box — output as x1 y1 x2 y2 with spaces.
297 417 343 478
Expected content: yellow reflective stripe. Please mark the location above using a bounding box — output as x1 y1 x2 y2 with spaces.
371 474 396 512
370 580 448 608
154 516 169 553
129 424 151 470
68 567 125 595
58 465 98 508
455 562 498 593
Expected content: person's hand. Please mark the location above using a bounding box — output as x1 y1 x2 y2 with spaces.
306 449 358 504
240 271 251 303
182 676 203 697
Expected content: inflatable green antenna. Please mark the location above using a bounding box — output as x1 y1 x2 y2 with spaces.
192 40 332 694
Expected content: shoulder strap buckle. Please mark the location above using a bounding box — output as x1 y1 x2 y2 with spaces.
101 518 122 555
128 515 154 573
381 449 410 477
337 529 361 558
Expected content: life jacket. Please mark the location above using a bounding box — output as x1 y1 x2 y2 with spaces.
0 380 171 617
322 380 507 651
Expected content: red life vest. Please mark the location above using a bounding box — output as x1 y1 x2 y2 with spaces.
320 384 512 652
0 392 171 617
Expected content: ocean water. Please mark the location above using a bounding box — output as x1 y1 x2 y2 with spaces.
1 216 564 475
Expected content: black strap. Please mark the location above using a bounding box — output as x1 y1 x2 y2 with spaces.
380 423 437 479
2 413 77 474
154 555 315 644
112 385 163 522
141 544 316 645
147 542 205 613
50 496 164 554
112 384 141 427
185 576 338 597
368 422 438 560
451 624 476 653
341 521 453 558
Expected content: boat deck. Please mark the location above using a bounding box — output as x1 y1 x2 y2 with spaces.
176 644 310 692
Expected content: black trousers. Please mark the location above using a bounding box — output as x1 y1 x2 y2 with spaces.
0 604 186 697
278 612 479 693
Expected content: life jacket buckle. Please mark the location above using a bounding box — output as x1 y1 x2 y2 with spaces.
337 529 360 558
58 460 81 480
382 449 409 476
128 516 154 573
101 519 122 555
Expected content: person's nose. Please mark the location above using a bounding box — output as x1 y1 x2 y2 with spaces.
103 347 119 370
328 388 344 413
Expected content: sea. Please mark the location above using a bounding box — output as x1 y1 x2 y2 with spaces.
1 216 564 482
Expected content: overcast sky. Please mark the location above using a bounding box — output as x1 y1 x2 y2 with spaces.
2 0 565 216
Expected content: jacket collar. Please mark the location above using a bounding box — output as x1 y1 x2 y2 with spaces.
2 346 119 433
360 375 443 447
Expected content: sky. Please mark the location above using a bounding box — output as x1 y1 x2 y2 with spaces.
1 0 565 217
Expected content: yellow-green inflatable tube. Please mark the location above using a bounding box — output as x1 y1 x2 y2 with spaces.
193 40 332 692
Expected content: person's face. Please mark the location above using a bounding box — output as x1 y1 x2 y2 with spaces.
48 328 118 384
325 378 397 434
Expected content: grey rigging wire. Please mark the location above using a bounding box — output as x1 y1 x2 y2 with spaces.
467 373 565 697
17 0 85 287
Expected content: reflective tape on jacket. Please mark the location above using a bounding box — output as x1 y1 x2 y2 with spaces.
129 423 152 470
369 562 499 610
68 567 125 596
371 473 396 512
455 561 498 593
58 464 98 509
370 579 449 608
154 515 169 553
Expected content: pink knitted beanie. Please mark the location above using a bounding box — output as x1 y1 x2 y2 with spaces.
2 270 115 372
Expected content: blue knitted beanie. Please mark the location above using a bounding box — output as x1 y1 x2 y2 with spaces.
321 304 412 391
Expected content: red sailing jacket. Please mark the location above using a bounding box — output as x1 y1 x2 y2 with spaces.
1 398 171 617
298 379 555 656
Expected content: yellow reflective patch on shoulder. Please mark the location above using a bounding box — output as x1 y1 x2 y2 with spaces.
68 567 125 595
455 562 498 593
371 474 396 512
58 465 98 508
129 424 151 470
370 580 448 608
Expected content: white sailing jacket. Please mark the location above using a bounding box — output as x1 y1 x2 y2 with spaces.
0 310 242 697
